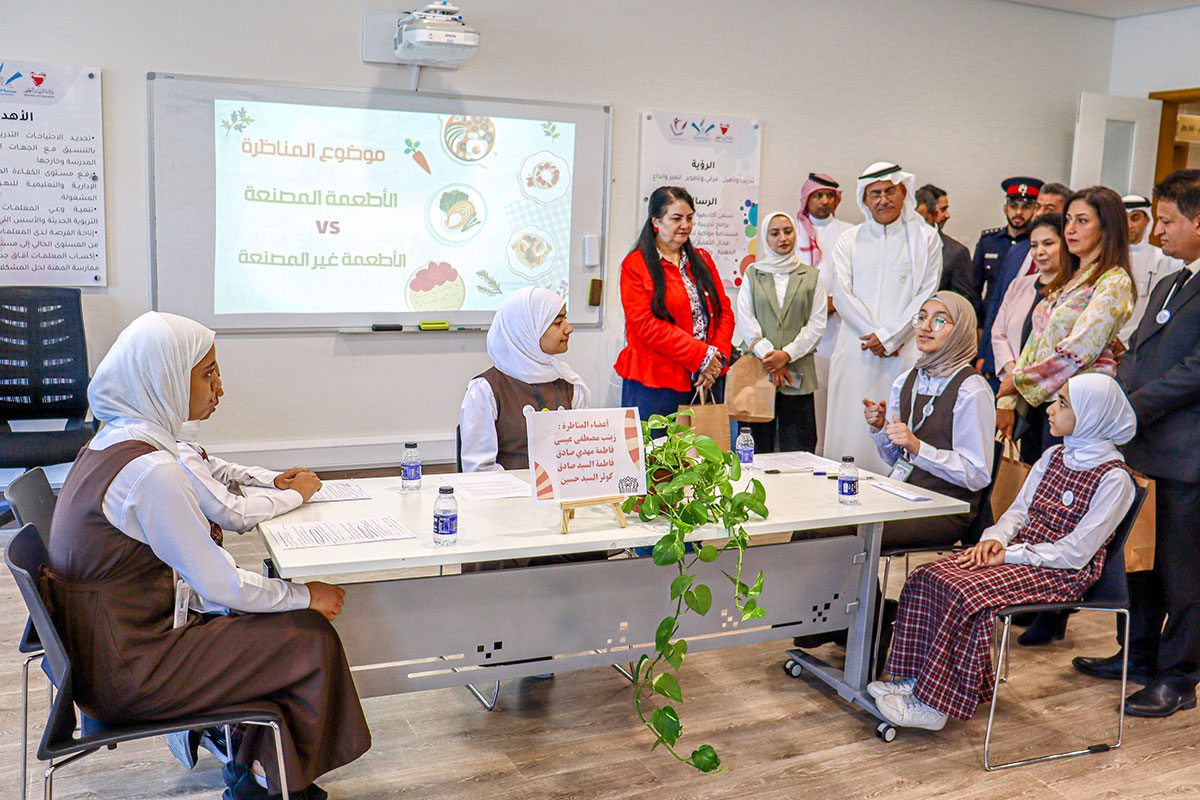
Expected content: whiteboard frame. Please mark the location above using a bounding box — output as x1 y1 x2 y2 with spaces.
147 72 611 332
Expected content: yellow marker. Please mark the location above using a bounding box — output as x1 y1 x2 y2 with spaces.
418 320 450 331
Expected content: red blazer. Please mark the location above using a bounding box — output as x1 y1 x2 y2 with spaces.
615 247 734 392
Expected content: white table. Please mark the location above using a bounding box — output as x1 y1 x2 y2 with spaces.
259 469 967 723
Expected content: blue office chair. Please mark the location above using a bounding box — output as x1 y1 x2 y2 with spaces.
5 525 291 799
983 484 1148 770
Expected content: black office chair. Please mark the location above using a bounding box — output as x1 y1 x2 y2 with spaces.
0 287 96 522
7 467 55 800
982 484 1148 770
5 525 291 799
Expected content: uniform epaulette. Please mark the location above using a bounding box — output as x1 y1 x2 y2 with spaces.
981 227 1004 234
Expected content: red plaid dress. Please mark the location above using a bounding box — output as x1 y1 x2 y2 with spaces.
886 447 1132 720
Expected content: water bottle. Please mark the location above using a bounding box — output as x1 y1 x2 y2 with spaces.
838 456 859 506
433 486 458 546
735 427 755 469
401 441 422 491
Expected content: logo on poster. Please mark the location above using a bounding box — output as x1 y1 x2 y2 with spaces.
670 116 687 136
22 70 56 99
0 62 24 96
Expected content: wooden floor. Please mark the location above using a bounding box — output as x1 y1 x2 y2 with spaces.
3 528 1200 799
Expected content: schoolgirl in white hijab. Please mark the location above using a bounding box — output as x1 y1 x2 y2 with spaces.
973 372 1137 570
83 311 311 613
460 287 591 472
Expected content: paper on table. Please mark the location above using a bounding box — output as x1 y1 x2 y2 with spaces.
872 482 932 502
754 451 839 472
262 515 416 549
440 472 530 501
247 479 370 503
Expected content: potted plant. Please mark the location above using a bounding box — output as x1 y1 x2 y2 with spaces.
622 410 769 773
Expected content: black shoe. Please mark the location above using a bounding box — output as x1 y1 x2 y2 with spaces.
222 761 268 800
1009 611 1036 627
1124 680 1197 718
166 728 202 770
1072 651 1156 685
1016 610 1069 646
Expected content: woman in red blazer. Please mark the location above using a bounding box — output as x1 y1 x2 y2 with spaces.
616 186 735 422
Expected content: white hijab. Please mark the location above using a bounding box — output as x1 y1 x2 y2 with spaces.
487 287 590 406
753 211 804 274
1061 373 1137 468
88 312 215 455
855 161 919 224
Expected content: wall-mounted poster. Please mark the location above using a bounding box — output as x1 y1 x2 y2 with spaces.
0 60 107 286
638 110 760 288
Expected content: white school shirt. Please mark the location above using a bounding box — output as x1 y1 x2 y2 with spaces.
92 421 309 614
734 268 828 361
458 378 587 472
867 369 995 491
177 440 303 533
979 445 1135 570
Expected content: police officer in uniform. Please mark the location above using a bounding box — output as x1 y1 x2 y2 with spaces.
973 177 1043 384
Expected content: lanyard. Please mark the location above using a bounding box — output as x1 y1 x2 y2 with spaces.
906 375 939 435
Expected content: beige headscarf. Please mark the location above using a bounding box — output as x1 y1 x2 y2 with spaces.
913 291 978 378
752 211 805 274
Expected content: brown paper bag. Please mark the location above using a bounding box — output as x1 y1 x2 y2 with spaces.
678 387 731 452
1126 474 1157 572
726 353 775 424
990 437 1032 519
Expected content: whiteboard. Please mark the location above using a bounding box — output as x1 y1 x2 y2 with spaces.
147 73 610 331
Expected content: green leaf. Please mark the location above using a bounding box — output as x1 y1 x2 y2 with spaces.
621 496 637 513
684 499 709 525
698 544 719 562
670 573 695 600
651 705 681 746
652 534 685 566
652 671 683 702
750 478 766 503
729 453 742 481
439 188 469 213
655 616 676 651
722 571 750 595
748 569 764 598
692 436 724 463
633 654 649 683
742 602 767 620
690 744 722 773
664 638 687 670
745 497 768 518
684 583 712 615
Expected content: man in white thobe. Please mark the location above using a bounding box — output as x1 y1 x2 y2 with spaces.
1120 194 1184 344
824 162 942 473
797 173 855 455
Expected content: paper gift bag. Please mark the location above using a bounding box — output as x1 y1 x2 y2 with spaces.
990 436 1032 519
678 387 731 452
726 353 775 424
1126 474 1157 572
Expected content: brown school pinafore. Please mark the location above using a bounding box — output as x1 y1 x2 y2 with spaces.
46 440 371 793
478 366 574 470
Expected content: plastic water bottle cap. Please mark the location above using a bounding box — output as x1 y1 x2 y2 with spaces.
439 486 454 494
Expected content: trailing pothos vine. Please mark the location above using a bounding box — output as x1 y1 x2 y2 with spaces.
621 410 768 773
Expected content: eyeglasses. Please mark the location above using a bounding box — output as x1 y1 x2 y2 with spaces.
864 185 902 202
911 312 953 331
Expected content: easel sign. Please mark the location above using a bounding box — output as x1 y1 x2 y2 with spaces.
526 408 646 531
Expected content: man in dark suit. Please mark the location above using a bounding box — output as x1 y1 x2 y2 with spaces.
1074 169 1200 718
915 184 979 312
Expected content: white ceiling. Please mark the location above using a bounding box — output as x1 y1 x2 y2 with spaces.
999 0 1200 19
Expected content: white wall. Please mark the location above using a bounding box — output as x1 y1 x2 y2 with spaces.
0 0 1114 467
1109 6 1200 97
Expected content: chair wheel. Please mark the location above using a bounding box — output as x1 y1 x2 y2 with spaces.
783 659 803 678
875 722 897 742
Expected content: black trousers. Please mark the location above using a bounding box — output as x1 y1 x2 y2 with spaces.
1127 477 1200 690
749 392 817 454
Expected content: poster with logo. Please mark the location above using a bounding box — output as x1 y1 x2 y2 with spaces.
526 408 646 504
0 61 107 286
638 111 760 289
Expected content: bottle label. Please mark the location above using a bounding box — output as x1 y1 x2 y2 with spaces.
402 462 422 481
736 446 753 464
434 512 458 537
838 476 859 496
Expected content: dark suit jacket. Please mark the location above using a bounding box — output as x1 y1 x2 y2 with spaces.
938 233 980 316
1119 268 1200 483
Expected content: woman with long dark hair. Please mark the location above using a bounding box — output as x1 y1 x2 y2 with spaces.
996 185 1134 646
616 186 734 420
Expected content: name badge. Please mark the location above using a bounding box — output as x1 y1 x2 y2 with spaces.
173 579 192 629
1062 490 1075 507
888 459 915 483
1157 309 1171 325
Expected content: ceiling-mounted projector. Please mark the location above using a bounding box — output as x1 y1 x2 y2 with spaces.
394 3 479 66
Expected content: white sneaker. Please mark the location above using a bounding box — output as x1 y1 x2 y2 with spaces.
876 692 948 731
867 677 917 700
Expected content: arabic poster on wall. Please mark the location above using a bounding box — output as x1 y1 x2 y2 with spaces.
526 408 647 504
638 110 760 289
0 61 107 286
214 99 575 315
